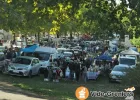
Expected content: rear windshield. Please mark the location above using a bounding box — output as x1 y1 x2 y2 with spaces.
120 58 135 65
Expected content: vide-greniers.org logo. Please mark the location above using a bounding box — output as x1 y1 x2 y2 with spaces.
90 91 134 97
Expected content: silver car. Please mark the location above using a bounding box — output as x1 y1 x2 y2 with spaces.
109 65 130 82
8 56 41 77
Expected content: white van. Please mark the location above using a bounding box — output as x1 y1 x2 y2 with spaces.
118 56 136 68
34 47 58 72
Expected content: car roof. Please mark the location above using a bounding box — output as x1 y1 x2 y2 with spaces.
119 56 135 59
35 47 57 53
17 56 38 60
114 64 130 69
64 52 73 54
116 64 129 67
57 48 67 50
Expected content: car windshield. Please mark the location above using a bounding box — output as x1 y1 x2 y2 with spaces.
57 50 65 53
14 58 31 65
64 53 72 57
120 58 135 65
34 52 50 61
113 66 128 72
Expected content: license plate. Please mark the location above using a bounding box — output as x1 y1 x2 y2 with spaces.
13 70 19 73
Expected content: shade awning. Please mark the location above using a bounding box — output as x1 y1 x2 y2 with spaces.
120 49 139 55
21 44 38 53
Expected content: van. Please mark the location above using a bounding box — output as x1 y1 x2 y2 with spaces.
33 47 58 73
118 56 136 68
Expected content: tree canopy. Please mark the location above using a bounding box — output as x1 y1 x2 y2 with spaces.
0 0 140 39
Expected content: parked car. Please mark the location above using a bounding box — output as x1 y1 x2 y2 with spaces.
8 56 41 77
109 64 130 82
63 52 73 59
118 56 136 68
57 48 67 58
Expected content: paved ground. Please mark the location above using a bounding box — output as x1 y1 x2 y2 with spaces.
0 82 47 100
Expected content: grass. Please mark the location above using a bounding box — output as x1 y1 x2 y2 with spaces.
0 73 135 100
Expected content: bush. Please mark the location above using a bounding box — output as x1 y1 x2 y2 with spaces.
122 64 140 96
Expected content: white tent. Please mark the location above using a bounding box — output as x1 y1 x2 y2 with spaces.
120 49 139 55
35 47 57 54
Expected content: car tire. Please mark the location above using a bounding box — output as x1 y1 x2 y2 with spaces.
28 70 32 78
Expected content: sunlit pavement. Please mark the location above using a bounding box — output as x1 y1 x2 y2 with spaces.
0 82 47 100
0 90 47 100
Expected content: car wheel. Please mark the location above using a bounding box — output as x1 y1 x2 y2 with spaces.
28 70 32 78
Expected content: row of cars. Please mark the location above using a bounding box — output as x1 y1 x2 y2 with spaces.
0 45 85 77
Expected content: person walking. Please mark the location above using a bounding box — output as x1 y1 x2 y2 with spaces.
6 48 13 61
75 60 80 82
83 66 87 83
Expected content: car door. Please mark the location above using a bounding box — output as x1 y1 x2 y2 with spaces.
31 59 37 75
33 59 40 74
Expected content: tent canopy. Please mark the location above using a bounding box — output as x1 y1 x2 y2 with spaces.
120 49 139 55
95 54 112 61
35 47 57 54
21 44 38 53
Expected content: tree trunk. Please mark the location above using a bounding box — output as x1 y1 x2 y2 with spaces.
57 32 59 38
13 33 16 41
70 31 73 40
25 34 28 46
38 32 40 43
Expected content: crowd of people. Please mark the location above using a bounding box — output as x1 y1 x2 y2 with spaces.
3 46 20 61
43 48 119 83
1 39 119 83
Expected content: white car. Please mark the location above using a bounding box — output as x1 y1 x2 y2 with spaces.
33 47 58 73
57 48 67 58
118 56 136 68
8 56 41 77
63 52 73 60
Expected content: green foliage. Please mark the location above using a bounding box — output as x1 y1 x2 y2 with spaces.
122 64 140 87
130 37 140 46
0 0 140 38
